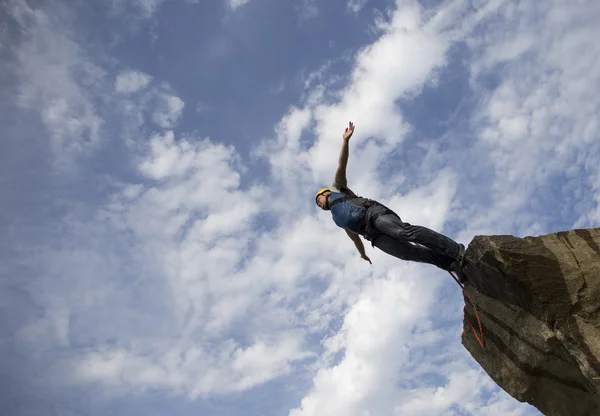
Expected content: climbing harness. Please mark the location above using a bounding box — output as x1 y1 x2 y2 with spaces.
328 194 377 211
330 194 395 239
448 269 486 350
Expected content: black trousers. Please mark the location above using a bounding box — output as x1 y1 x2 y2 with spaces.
364 204 460 271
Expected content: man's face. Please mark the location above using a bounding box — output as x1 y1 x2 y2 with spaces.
316 192 330 210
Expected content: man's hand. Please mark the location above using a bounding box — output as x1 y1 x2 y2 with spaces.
334 121 354 189
343 121 355 142
346 230 371 264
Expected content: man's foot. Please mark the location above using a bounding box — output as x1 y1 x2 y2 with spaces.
456 243 466 266
449 259 467 284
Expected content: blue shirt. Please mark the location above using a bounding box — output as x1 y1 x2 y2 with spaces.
329 187 369 235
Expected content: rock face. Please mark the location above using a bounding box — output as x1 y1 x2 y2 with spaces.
460 228 600 416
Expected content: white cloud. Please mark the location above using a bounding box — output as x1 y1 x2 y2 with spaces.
307 4 450 190
392 369 496 415
152 93 185 128
464 0 600 236
19 127 316 397
110 0 168 18
347 0 369 13
228 0 249 11
289 269 440 416
8 0 105 169
296 0 319 20
196 101 209 112
134 0 165 16
115 69 153 93
112 80 189 146
59 129 327 397
75 331 311 398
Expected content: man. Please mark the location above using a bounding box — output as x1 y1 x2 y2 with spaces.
315 121 466 280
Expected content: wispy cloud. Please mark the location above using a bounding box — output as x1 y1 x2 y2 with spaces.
228 0 249 11
347 0 369 14
289 270 443 415
151 93 185 128
296 0 319 20
463 0 600 237
74 331 310 397
8 0 106 170
115 69 153 93
109 0 169 18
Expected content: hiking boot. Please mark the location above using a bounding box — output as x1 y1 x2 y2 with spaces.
449 259 467 284
456 243 466 266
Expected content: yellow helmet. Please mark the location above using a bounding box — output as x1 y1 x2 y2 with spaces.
315 187 331 204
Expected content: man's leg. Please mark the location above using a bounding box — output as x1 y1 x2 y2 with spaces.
372 233 455 271
372 213 463 260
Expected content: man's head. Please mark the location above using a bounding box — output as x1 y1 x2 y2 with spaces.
315 187 331 210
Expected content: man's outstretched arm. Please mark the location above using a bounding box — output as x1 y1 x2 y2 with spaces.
334 121 354 189
346 229 372 264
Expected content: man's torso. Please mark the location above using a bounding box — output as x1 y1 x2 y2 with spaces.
328 184 373 235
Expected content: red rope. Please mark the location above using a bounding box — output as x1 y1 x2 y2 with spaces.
448 270 485 350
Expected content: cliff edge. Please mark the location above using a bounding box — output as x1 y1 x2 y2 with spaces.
460 228 600 416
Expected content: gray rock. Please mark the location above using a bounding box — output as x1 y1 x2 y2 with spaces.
459 228 600 416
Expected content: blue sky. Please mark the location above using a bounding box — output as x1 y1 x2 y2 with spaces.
2 0 600 415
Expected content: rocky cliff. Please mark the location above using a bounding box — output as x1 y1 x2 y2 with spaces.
460 228 600 416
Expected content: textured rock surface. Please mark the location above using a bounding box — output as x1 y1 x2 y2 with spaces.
460 228 600 416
